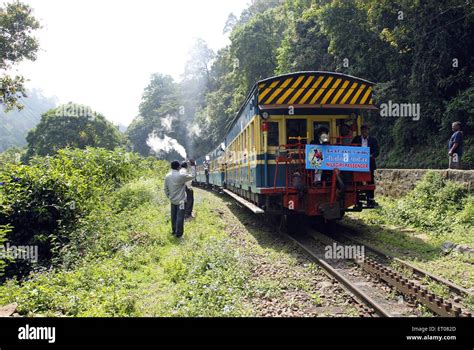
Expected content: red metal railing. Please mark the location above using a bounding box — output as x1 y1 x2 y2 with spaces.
273 139 366 193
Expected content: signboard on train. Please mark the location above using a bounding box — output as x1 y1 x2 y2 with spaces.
305 145 370 172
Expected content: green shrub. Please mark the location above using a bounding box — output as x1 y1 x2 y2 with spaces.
382 171 469 233
458 196 474 225
0 147 164 274
0 225 10 278
112 178 162 212
0 258 138 316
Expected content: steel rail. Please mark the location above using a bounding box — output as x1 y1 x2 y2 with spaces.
282 232 393 318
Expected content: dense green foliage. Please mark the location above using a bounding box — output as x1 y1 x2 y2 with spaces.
127 0 472 168
0 148 155 274
360 171 472 234
25 103 124 159
0 1 40 111
0 154 253 316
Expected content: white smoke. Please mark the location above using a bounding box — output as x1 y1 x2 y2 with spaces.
146 132 187 159
189 123 202 137
160 114 174 132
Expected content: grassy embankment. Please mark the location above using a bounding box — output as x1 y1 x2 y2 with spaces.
344 171 473 308
0 148 358 317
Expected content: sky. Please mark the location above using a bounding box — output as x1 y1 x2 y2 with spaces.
14 0 248 126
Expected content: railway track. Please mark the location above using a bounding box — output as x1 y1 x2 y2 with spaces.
281 230 432 317
307 223 473 318
205 186 473 317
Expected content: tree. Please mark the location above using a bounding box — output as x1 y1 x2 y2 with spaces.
0 1 40 111
223 13 238 34
126 73 182 158
230 7 286 91
25 103 123 159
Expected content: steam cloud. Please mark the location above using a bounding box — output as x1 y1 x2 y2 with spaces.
146 132 187 159
189 123 202 137
160 114 174 132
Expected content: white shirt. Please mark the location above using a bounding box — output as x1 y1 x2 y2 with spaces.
164 170 194 205
361 136 368 148
180 168 193 188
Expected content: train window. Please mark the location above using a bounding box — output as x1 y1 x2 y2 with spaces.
286 119 307 145
267 122 279 147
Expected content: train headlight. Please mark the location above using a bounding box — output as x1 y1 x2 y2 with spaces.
319 133 329 143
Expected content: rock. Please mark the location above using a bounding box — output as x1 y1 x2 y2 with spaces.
317 281 333 289
0 303 18 317
441 241 456 253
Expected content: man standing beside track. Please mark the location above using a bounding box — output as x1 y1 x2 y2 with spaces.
448 121 464 169
164 160 194 238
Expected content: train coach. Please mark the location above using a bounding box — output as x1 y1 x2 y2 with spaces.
195 71 377 221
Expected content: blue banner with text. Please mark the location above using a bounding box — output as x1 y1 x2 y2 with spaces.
305 145 370 172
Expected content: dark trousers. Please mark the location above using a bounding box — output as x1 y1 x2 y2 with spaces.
367 170 375 200
205 171 209 186
449 154 462 169
185 187 194 217
171 203 186 237
366 159 376 201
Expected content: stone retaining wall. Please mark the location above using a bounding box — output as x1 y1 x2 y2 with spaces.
375 169 474 197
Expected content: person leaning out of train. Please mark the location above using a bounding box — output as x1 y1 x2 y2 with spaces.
351 125 379 206
164 161 195 238
448 121 464 169
180 161 195 219
203 156 210 187
339 123 352 145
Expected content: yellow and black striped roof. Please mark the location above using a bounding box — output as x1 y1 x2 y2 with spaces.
257 71 375 109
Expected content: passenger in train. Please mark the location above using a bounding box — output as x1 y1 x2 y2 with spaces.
164 160 195 238
311 127 330 184
339 123 352 145
352 125 379 206
203 156 210 186
180 161 194 219
311 127 330 145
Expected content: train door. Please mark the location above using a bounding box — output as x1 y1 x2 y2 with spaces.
262 119 281 187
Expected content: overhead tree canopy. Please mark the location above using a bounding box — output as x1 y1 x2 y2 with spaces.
126 0 473 169
0 1 40 111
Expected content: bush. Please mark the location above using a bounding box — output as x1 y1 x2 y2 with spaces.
0 147 163 274
0 225 10 278
112 178 162 212
383 171 469 233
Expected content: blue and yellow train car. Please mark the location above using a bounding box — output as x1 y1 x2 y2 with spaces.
195 71 377 220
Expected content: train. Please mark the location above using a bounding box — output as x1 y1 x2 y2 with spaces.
194 71 377 222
